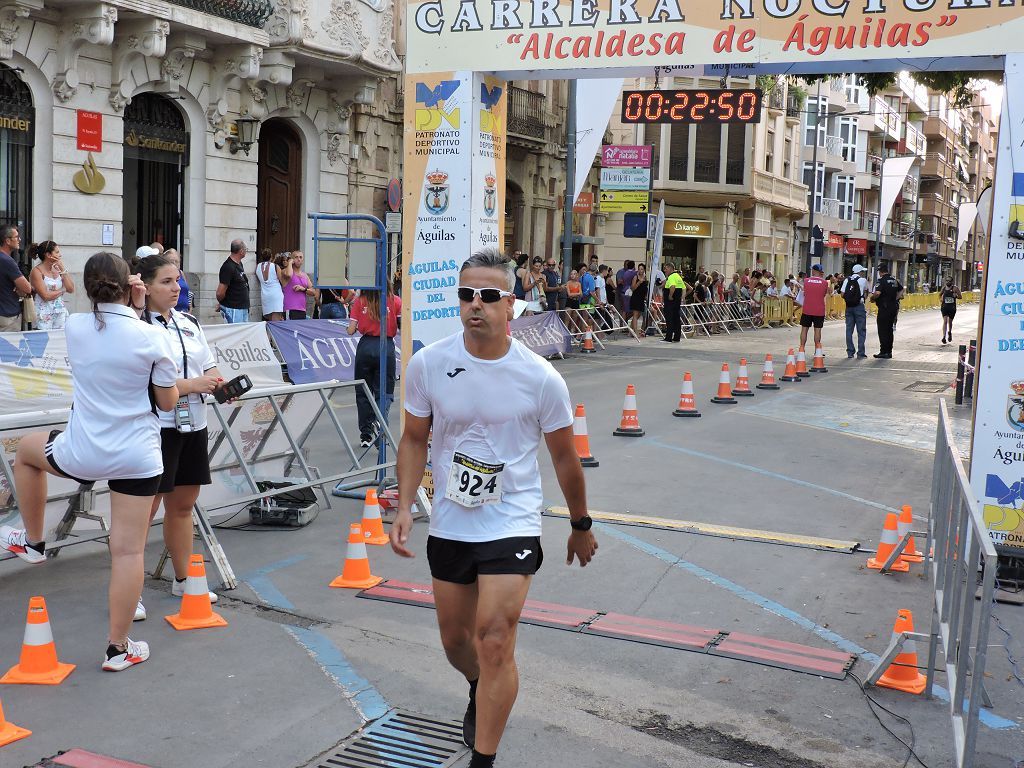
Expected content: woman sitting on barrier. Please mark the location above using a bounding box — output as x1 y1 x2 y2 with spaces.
1 252 179 672
629 262 648 335
133 253 226 623
347 281 401 448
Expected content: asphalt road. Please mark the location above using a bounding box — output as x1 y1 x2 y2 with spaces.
1 304 1022 768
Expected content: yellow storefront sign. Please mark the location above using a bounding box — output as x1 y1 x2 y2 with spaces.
663 218 712 238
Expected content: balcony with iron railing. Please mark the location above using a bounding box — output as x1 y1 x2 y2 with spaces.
507 86 547 143
871 97 902 141
819 197 841 219
855 210 879 234
767 85 786 111
169 0 272 26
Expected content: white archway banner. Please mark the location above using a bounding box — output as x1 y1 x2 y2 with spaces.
407 3 1024 75
573 78 623 207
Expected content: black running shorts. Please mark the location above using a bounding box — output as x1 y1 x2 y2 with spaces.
45 430 161 497
800 313 825 329
158 427 212 494
427 535 544 585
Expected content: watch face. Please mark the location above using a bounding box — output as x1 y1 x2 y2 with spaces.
573 516 593 531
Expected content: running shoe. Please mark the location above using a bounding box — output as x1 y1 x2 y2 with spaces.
0 525 46 564
102 638 150 671
172 577 219 604
359 433 372 448
134 600 147 621
463 679 477 748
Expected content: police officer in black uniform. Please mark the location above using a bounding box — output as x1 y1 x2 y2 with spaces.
871 263 904 359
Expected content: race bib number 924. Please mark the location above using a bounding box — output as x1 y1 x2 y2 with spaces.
445 451 504 508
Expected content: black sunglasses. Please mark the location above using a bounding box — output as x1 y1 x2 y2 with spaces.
457 286 513 303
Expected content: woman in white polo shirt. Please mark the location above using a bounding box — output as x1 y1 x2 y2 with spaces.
133 252 223 622
0 252 179 672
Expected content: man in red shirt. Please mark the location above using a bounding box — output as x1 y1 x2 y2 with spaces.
799 264 829 351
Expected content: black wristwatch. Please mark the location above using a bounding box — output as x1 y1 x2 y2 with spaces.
570 515 593 532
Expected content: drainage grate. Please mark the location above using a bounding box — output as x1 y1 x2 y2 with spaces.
904 380 950 393
318 709 468 768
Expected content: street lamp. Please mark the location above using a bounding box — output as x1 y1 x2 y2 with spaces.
229 115 260 155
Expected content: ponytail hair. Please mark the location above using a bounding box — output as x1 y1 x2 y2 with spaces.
137 252 175 323
30 241 58 262
83 252 129 330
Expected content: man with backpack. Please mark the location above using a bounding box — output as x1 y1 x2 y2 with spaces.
841 264 870 359
871 263 905 359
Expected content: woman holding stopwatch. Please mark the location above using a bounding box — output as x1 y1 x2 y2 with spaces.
1 252 179 671
133 252 225 622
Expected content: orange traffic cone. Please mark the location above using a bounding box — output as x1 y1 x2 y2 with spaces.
573 404 599 467
360 489 389 546
165 555 229 630
897 505 924 563
711 364 737 404
613 385 645 437
795 347 811 377
0 596 75 685
757 354 780 390
673 372 701 418
0 695 30 747
780 348 801 382
580 328 596 354
732 359 754 397
876 609 928 695
811 346 828 373
330 524 384 589
867 513 910 572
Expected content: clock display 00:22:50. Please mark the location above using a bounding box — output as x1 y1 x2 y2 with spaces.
621 89 763 124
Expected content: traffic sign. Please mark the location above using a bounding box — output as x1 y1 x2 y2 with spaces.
600 167 651 190
599 191 649 213
386 178 402 212
385 211 402 233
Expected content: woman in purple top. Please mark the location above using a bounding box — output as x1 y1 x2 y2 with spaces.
283 250 317 319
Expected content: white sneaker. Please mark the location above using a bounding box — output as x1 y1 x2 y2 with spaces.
134 600 147 622
0 525 46 564
102 637 150 672
171 578 218 604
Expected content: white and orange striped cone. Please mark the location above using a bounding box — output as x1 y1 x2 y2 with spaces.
0 695 30 747
1 596 75 685
780 348 801 382
711 364 737 404
795 347 811 377
613 384 645 437
330 524 384 589
757 354 781 390
573 404 599 467
673 372 701 418
580 328 596 354
876 609 928 695
897 505 924 564
811 346 828 373
866 513 910 573
732 359 754 397
165 555 229 630
360 489 389 546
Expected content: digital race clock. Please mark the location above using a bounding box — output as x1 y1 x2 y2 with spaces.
621 89 764 125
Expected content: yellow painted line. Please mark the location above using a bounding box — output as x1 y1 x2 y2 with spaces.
544 507 859 553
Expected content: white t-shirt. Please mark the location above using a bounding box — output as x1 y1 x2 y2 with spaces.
51 303 178 480
404 332 574 542
147 309 217 430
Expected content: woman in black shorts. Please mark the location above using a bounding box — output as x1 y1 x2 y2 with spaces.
629 262 649 335
940 277 961 345
136 253 225 620
1 253 179 671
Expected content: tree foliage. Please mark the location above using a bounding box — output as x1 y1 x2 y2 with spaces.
803 72 997 109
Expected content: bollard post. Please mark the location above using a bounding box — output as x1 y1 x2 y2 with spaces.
965 339 977 401
955 344 966 406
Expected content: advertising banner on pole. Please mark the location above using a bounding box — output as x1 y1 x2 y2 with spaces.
406 4 1022 75
203 321 283 388
0 330 72 413
266 320 402 386
969 53 1024 555
509 312 572 357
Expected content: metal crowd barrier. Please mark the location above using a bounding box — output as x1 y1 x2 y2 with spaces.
0 407 236 587
862 401 997 768
555 305 640 346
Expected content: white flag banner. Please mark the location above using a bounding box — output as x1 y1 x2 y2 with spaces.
977 185 993 235
957 202 979 253
202 321 284 389
647 200 666 319
879 156 917 227
573 78 623 206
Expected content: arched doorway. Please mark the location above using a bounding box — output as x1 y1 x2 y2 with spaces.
504 178 524 253
122 93 189 258
0 64 34 269
257 119 302 256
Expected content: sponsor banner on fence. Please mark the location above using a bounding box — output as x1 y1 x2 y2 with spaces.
406 3 1024 75
970 54 1024 555
510 311 571 357
267 320 402 386
0 330 72 414
203 321 283 389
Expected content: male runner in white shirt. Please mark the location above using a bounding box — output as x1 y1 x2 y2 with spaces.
392 247 597 768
